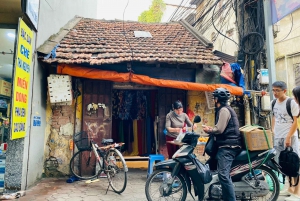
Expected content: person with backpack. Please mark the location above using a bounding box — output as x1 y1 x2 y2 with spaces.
271 81 300 200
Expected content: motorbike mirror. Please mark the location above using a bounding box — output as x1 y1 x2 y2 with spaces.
193 115 201 123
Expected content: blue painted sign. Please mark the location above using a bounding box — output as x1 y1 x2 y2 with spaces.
33 116 41 126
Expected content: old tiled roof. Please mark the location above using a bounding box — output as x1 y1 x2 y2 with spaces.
39 16 222 65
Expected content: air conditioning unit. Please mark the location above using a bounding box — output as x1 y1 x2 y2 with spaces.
205 91 215 110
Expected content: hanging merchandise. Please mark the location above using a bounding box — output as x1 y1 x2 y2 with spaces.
111 89 155 156
220 63 246 92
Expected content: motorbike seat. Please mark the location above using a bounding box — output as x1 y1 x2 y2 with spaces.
235 150 264 161
102 139 114 144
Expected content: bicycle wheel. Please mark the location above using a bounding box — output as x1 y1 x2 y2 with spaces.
70 149 101 180
105 148 128 193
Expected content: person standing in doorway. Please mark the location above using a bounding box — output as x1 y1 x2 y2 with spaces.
165 100 196 159
202 88 241 201
271 81 300 200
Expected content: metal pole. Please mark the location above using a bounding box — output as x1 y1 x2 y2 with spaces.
263 0 276 99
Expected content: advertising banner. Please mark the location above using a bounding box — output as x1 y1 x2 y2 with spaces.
26 0 40 30
272 0 300 24
11 19 33 140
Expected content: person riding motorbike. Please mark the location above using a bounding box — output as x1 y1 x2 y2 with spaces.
202 88 242 201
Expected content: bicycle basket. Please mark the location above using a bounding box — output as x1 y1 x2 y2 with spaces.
74 131 90 150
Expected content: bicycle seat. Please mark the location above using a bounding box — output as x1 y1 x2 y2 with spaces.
102 139 114 144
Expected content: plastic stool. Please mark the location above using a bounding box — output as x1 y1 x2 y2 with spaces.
147 154 165 178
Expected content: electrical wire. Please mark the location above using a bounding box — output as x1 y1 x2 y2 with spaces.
168 0 185 22
171 0 191 21
277 14 293 43
220 9 236 51
212 5 233 43
192 0 220 27
122 0 134 68
212 0 239 46
199 0 233 34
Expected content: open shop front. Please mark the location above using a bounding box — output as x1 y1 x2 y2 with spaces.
0 28 15 191
59 64 244 166
0 28 14 144
81 79 188 167
111 87 157 157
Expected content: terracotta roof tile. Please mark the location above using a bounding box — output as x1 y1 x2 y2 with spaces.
42 18 222 65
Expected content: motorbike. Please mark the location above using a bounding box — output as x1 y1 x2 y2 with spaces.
145 115 280 201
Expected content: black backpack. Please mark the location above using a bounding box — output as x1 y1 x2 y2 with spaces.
271 98 300 137
279 147 300 186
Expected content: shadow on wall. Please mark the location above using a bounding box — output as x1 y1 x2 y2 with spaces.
196 65 221 84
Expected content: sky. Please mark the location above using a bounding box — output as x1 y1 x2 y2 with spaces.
97 0 192 22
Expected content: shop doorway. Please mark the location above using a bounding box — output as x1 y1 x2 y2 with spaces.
0 28 15 192
111 88 158 157
82 80 187 159
0 28 15 145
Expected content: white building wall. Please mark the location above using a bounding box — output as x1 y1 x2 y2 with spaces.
195 0 239 56
21 0 98 189
274 9 300 93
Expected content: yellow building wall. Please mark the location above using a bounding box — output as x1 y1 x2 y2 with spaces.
186 91 215 135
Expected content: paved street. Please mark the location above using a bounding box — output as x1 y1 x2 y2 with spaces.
15 168 288 201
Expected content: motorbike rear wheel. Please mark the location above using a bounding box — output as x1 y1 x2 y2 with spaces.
242 166 279 201
145 168 187 201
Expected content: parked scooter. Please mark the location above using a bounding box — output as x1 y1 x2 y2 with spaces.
145 115 280 201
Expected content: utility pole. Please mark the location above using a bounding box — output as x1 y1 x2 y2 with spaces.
263 0 276 99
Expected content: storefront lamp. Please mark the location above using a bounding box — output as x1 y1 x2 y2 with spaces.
7 33 15 39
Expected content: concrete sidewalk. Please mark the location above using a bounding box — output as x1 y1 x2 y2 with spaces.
14 168 288 201
17 169 155 201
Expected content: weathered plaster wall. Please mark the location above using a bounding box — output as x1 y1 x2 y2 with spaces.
44 81 82 176
187 91 215 134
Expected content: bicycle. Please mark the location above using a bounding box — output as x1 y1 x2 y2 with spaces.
69 129 128 194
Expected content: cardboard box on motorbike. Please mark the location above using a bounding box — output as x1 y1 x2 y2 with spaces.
239 125 273 151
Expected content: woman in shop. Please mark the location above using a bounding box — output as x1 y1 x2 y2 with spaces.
165 100 197 159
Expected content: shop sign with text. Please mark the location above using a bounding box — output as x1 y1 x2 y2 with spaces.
11 19 33 140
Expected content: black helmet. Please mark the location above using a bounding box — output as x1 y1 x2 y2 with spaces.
212 88 231 101
173 100 183 110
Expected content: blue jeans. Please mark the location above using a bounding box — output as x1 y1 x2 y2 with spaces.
216 148 240 201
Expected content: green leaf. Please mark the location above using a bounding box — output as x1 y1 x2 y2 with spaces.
138 0 166 23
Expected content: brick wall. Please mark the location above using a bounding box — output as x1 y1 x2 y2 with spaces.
45 105 75 176
51 106 75 132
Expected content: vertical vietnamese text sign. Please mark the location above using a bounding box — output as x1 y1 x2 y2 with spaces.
11 19 33 140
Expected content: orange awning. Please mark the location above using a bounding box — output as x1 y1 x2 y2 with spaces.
57 64 243 96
